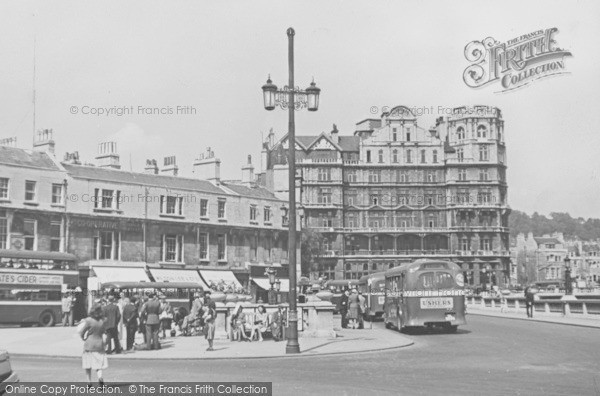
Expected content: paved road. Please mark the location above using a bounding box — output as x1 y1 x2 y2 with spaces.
10 316 600 395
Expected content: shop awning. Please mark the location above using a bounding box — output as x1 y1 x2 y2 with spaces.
0 249 76 261
252 278 290 293
149 269 208 289
91 266 151 284
199 270 242 289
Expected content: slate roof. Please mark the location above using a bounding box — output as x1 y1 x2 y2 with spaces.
63 163 226 194
0 146 60 170
294 135 359 152
220 182 280 201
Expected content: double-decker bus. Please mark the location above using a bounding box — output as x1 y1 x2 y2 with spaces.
0 264 80 326
384 259 466 333
358 272 386 321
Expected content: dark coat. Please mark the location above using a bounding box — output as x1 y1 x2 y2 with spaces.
142 299 161 325
338 293 349 313
102 303 121 329
122 302 138 325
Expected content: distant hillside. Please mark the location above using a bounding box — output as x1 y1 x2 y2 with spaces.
509 210 600 241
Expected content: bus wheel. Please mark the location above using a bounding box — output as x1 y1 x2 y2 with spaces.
38 310 55 327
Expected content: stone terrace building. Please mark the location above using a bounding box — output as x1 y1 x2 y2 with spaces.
0 133 289 289
262 105 511 286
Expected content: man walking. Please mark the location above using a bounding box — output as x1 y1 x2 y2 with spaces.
339 289 350 329
102 295 123 354
525 286 535 318
122 297 138 351
141 293 161 350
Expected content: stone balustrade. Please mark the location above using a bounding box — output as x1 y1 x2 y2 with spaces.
466 296 600 317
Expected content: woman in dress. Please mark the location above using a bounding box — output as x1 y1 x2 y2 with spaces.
159 295 174 339
79 303 108 385
230 304 249 342
347 289 360 329
202 303 217 351
250 305 269 341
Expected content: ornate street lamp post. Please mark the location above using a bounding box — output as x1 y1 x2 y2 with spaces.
265 267 277 305
262 27 321 354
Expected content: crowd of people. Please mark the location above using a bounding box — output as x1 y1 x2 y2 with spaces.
76 290 218 385
337 288 367 329
229 304 287 342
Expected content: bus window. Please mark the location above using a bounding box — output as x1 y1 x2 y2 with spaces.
417 272 455 289
435 272 455 289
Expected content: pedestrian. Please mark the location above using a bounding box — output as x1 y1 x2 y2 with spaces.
122 297 138 351
78 303 108 385
525 286 535 318
270 304 286 342
357 291 366 329
102 295 122 354
250 305 269 342
117 292 127 345
61 292 74 327
138 295 149 344
202 291 216 351
339 289 349 329
141 293 161 350
159 295 174 339
347 289 360 329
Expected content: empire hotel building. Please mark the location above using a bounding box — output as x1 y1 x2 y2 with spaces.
261 105 511 287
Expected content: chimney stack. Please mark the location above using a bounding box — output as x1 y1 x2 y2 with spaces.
161 156 178 176
145 159 159 174
330 124 339 144
0 137 17 148
63 152 81 165
242 155 255 185
193 147 221 183
96 142 120 169
33 129 56 155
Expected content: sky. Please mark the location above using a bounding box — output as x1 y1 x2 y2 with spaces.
0 0 599 218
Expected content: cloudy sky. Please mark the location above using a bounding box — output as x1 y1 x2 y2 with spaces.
0 0 599 218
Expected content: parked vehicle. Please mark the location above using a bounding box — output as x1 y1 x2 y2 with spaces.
358 272 386 321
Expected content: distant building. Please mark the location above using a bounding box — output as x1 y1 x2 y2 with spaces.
261 105 511 286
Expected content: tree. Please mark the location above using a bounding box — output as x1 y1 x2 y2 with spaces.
300 228 324 277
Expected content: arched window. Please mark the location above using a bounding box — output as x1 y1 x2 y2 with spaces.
457 126 465 140
477 125 487 138
392 149 398 163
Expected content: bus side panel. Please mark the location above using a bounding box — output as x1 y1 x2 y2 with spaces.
0 302 60 325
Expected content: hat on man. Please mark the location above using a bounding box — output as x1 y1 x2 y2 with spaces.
107 295 115 302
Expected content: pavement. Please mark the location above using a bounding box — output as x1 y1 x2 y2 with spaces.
467 304 600 329
4 323 413 360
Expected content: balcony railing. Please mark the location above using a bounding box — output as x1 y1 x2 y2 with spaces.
316 249 511 257
451 225 509 232
340 227 450 233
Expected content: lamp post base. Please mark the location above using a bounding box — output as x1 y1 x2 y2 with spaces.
286 340 300 354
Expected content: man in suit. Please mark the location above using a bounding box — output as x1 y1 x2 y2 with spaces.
339 289 350 329
141 293 161 350
357 291 366 329
122 297 138 351
102 295 122 354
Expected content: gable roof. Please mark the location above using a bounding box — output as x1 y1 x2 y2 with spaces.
0 146 60 170
281 134 359 153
